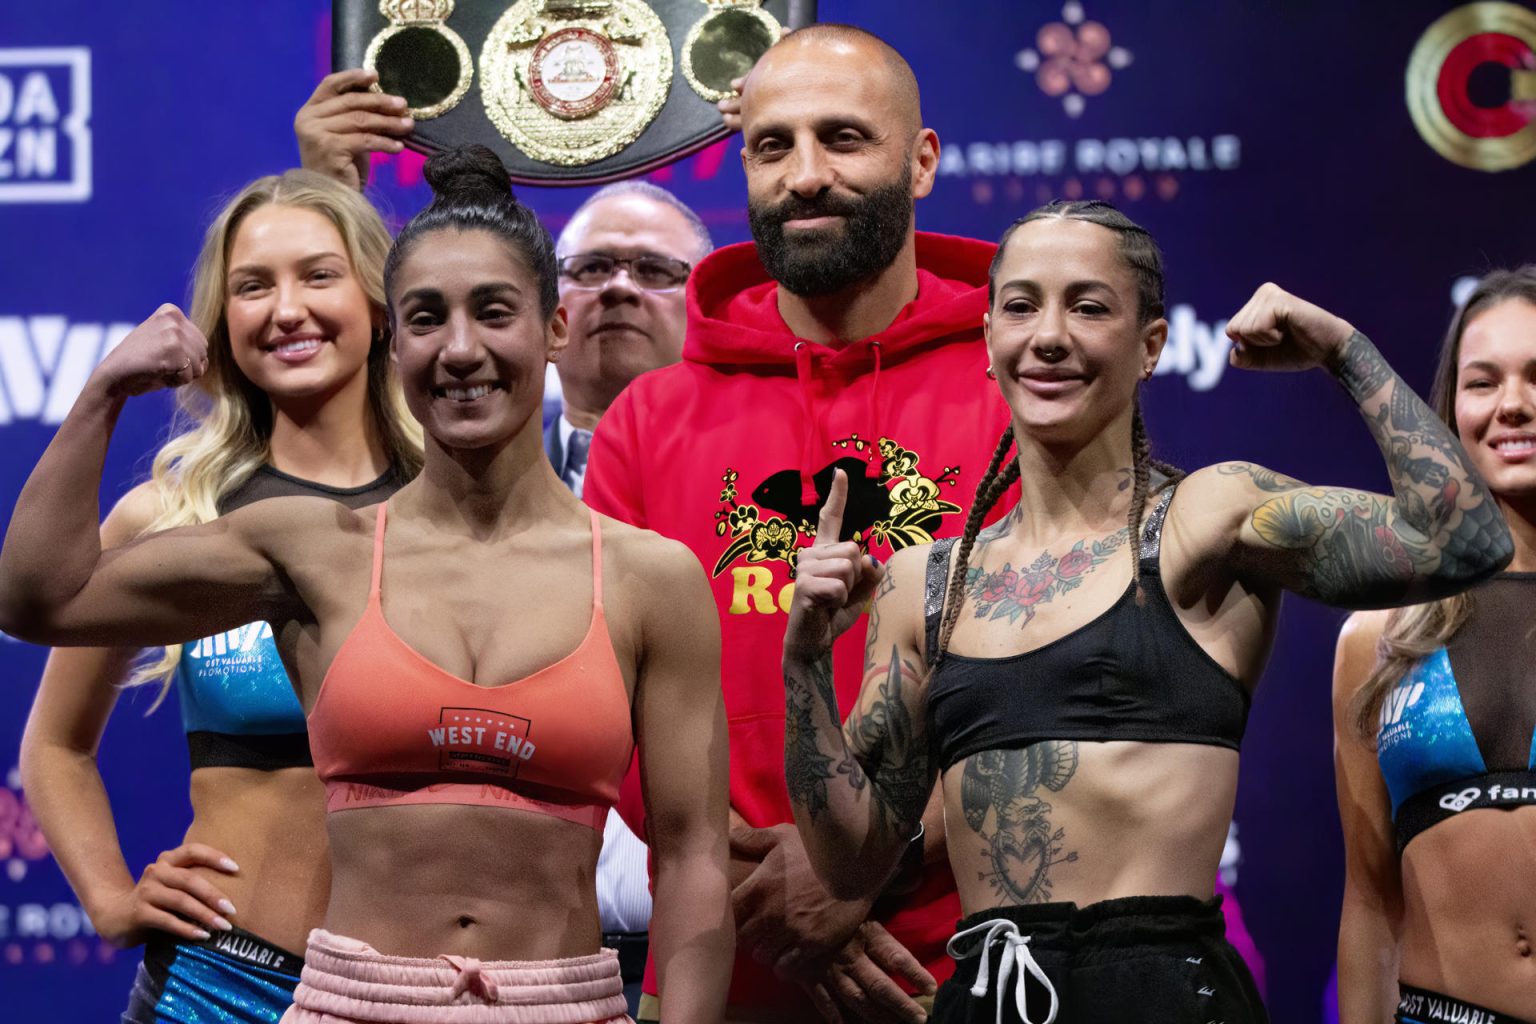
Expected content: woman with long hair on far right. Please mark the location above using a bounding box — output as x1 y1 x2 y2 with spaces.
776 200 1511 1023
1334 267 1536 1024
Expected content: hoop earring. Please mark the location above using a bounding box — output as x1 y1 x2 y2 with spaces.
985 367 997 380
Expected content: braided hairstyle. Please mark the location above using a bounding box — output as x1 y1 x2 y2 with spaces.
935 200 1184 664
384 144 559 320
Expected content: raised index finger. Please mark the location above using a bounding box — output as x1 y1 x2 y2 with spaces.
817 468 848 543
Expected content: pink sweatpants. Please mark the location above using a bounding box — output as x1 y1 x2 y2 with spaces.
278 930 632 1024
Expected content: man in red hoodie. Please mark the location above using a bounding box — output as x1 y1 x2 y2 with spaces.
585 25 1012 1024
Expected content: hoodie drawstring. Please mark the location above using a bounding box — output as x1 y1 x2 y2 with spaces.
793 339 885 507
793 342 820 505
866 340 884 481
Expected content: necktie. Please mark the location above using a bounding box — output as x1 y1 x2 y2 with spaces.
562 427 593 496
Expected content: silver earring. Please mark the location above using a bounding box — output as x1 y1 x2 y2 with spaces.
985 366 997 380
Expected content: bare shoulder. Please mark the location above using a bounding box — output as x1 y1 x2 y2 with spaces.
1333 608 1392 708
1167 461 1308 551
1177 461 1307 509
883 543 935 614
885 542 933 580
1340 608 1393 650
598 517 719 684
597 515 709 596
1336 608 1391 671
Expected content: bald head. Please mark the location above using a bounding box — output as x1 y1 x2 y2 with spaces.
744 24 922 137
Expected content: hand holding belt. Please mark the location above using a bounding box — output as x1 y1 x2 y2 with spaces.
335 0 818 183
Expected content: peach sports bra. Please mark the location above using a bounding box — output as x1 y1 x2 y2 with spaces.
307 504 634 831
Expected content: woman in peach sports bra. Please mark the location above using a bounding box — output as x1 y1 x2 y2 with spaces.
0 145 732 1024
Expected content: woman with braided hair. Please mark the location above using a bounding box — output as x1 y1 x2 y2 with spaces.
779 199 1512 1023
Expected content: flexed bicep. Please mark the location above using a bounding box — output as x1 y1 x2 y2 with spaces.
1216 289 1510 606
1221 332 1510 608
22 504 296 648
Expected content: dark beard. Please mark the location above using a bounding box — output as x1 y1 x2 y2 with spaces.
749 172 913 298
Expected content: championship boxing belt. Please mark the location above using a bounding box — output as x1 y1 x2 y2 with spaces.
334 0 818 184
1394 769 1536 852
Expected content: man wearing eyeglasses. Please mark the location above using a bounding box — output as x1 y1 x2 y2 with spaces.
548 182 712 498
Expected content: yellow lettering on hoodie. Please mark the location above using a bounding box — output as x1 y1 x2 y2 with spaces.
777 581 795 613
729 567 778 614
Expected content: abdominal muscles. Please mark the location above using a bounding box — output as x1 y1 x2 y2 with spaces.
1399 806 1536 1015
944 740 1239 912
323 801 604 960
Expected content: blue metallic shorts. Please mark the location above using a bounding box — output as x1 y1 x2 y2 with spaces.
120 927 303 1024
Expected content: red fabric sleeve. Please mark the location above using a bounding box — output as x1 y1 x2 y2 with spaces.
584 386 646 528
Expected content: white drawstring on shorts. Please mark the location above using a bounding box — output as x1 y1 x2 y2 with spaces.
945 918 1059 1024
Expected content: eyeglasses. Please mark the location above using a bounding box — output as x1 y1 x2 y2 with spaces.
558 253 692 292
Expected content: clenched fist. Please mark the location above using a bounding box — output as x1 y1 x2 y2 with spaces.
93 305 208 399
1226 282 1356 374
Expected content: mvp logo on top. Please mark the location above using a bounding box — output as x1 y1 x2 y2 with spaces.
0 316 133 426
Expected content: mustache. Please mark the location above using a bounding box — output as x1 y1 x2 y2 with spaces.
757 192 862 225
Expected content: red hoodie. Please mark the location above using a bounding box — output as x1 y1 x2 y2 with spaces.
586 231 1012 1013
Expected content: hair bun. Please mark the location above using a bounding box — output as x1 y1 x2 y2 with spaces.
423 145 515 206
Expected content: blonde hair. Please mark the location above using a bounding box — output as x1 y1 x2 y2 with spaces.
130 170 423 702
1353 266 1536 738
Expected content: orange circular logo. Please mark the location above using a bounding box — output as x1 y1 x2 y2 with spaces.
1407 2 1536 171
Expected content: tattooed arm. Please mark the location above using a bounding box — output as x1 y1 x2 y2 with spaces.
784 472 937 900
1194 285 1511 607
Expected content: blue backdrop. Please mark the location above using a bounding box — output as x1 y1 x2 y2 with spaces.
2 2 1533 1020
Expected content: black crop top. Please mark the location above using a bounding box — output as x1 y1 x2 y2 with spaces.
923 486 1251 771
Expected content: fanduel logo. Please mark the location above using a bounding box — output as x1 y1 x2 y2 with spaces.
1152 304 1229 391
0 48 91 202
0 316 133 425
1439 783 1536 814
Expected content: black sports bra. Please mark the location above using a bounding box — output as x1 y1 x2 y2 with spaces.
923 486 1251 771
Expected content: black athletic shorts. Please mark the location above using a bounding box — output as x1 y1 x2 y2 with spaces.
932 895 1266 1024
